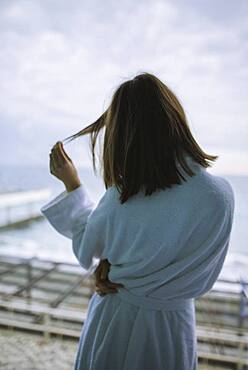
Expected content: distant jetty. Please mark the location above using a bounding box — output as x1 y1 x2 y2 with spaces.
0 254 247 369
0 188 52 229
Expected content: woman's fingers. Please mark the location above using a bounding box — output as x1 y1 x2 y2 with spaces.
100 261 110 280
95 276 124 291
51 149 63 166
95 280 124 295
96 284 117 292
96 280 121 289
50 142 68 166
94 263 103 281
94 259 109 281
49 153 55 174
55 142 69 162
59 142 72 162
95 285 117 295
55 142 72 163
94 259 124 295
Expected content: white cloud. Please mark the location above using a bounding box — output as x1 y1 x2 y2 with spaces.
0 0 247 173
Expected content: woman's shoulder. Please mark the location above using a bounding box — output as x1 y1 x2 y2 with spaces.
197 171 235 215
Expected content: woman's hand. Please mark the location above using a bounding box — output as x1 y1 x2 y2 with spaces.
50 141 81 192
94 259 124 296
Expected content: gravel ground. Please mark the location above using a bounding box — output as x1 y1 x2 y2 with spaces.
0 328 79 370
0 328 235 370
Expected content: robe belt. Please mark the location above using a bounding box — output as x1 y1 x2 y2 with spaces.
116 288 194 311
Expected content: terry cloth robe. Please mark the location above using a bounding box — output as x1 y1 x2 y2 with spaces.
40 154 235 370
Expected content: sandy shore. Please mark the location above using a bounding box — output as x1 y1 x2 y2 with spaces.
0 328 78 370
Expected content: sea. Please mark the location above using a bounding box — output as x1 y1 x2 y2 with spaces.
0 164 247 289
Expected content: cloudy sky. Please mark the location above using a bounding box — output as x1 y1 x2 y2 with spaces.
1 0 247 175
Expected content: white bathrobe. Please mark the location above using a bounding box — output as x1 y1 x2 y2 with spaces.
40 155 235 370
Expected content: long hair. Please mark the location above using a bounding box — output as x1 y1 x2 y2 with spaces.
63 72 218 204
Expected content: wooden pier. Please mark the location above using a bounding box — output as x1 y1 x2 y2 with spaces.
0 255 247 369
0 188 52 229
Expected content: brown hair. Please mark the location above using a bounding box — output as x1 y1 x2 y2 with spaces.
63 72 218 204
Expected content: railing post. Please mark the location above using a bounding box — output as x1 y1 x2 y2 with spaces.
43 312 51 340
236 340 245 370
26 260 32 302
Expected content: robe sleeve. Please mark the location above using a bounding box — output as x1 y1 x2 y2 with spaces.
40 184 102 271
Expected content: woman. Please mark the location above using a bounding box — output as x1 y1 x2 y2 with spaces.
41 72 235 370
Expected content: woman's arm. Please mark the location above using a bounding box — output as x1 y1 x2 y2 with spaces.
40 141 98 270
40 184 95 239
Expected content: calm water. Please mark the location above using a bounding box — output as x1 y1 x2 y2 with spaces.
0 165 247 282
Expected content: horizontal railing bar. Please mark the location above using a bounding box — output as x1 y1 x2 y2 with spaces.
50 276 87 308
8 265 58 297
